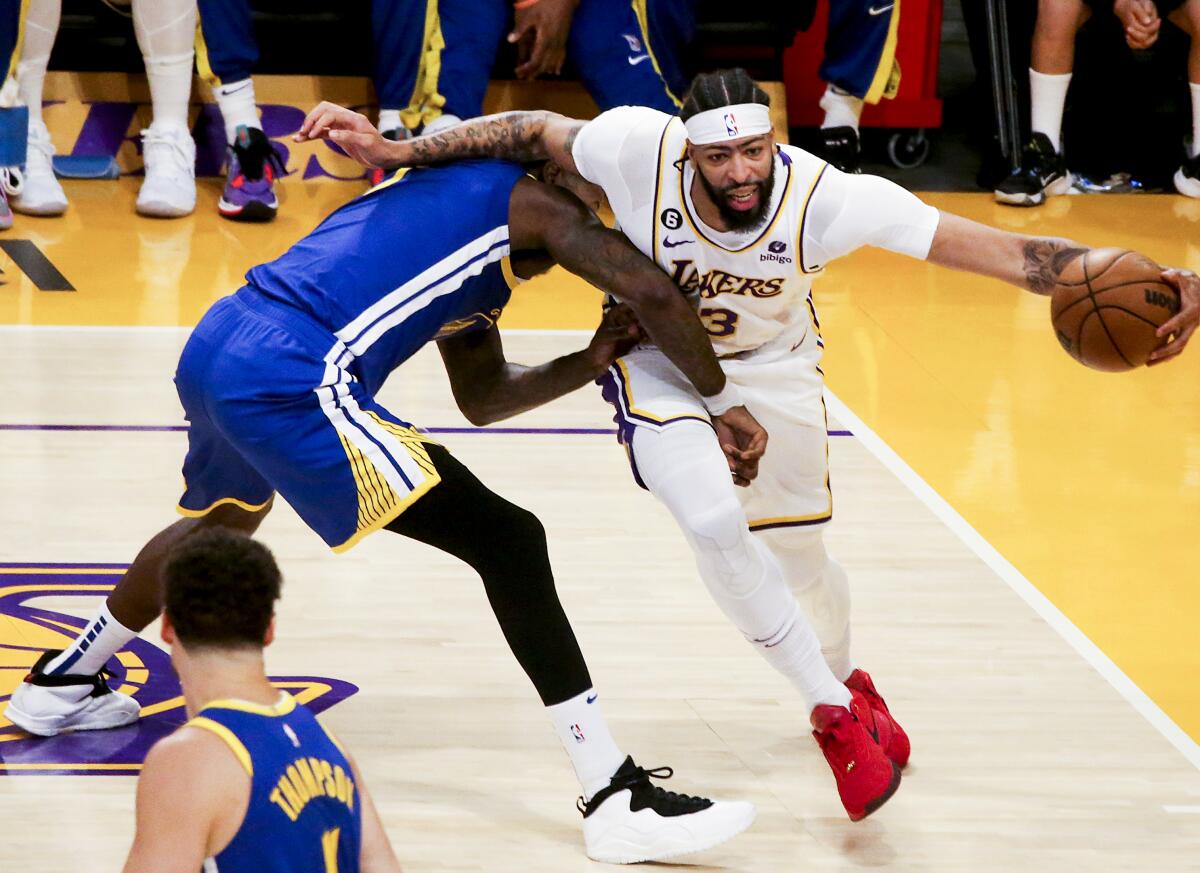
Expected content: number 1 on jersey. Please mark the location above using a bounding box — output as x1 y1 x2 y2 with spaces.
322 827 341 873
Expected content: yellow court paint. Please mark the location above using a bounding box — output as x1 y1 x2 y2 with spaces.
819 192 1200 742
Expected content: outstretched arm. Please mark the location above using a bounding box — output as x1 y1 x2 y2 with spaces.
927 213 1200 363
438 307 641 426
297 103 584 173
809 170 1200 364
926 212 1089 295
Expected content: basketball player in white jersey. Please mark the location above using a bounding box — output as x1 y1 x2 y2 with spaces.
298 69 1200 822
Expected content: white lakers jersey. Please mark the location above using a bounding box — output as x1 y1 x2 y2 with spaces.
572 105 941 361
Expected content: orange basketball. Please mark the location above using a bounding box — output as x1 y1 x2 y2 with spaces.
1050 248 1180 371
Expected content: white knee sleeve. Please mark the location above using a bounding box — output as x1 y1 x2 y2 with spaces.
759 528 853 681
632 422 783 635
16 0 61 128
132 0 196 57
631 423 850 710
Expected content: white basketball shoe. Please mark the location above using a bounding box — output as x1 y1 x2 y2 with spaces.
137 125 196 218
11 121 67 216
5 649 140 737
579 756 756 864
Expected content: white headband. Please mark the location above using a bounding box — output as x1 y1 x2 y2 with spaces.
684 103 772 146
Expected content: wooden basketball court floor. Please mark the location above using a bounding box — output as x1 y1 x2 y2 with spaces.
1 172 1199 872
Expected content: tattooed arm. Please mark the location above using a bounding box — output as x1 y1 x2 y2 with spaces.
438 307 640 426
926 212 1089 294
509 178 724 394
509 177 768 479
926 212 1200 363
297 102 585 173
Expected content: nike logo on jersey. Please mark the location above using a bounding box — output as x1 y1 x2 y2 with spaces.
627 54 651 66
586 693 598 704
662 237 693 248
868 3 894 14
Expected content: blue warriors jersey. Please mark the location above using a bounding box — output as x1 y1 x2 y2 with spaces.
176 159 528 551
245 159 526 396
188 694 361 873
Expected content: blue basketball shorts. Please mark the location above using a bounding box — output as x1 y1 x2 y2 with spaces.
174 290 442 552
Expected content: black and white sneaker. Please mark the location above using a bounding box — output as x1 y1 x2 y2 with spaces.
578 756 756 864
5 649 140 737
813 125 861 173
1174 147 1200 198
994 132 1073 206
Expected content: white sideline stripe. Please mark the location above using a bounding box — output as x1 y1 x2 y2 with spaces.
1163 805 1200 814
824 388 1200 773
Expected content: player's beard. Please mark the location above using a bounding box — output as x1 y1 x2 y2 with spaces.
698 165 776 231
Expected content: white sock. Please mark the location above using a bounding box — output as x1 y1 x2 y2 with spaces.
1029 68 1071 152
378 108 403 134
132 0 196 132
1190 82 1200 158
215 78 260 144
45 602 138 676
819 84 863 131
546 688 626 799
16 0 61 129
631 422 852 713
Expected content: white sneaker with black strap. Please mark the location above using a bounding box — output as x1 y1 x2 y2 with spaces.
5 649 141 737
579 756 756 864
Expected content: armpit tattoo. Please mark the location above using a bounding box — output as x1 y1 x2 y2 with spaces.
1022 239 1088 295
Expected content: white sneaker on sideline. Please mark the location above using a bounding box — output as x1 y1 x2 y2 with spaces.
11 122 67 216
5 649 140 737
579 756 756 864
137 125 196 218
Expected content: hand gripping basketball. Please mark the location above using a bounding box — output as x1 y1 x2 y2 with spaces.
1049 249 1188 371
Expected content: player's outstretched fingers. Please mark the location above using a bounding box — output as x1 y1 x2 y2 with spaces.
297 101 341 139
297 102 374 142
1148 322 1196 365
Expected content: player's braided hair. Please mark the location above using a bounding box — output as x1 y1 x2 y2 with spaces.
680 68 770 122
165 528 282 650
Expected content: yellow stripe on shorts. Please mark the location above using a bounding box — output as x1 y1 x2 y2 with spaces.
332 417 442 552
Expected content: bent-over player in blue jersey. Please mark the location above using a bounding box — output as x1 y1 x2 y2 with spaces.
122 530 399 873
10 154 765 863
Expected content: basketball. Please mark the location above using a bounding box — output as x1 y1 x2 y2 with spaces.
1050 248 1180 371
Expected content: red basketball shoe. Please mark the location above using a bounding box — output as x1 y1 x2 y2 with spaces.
810 691 902 821
845 668 911 768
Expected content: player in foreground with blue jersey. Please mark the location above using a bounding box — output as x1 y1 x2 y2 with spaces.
10 155 764 863
122 529 401 873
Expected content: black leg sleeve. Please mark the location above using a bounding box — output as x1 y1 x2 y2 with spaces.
386 443 593 706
